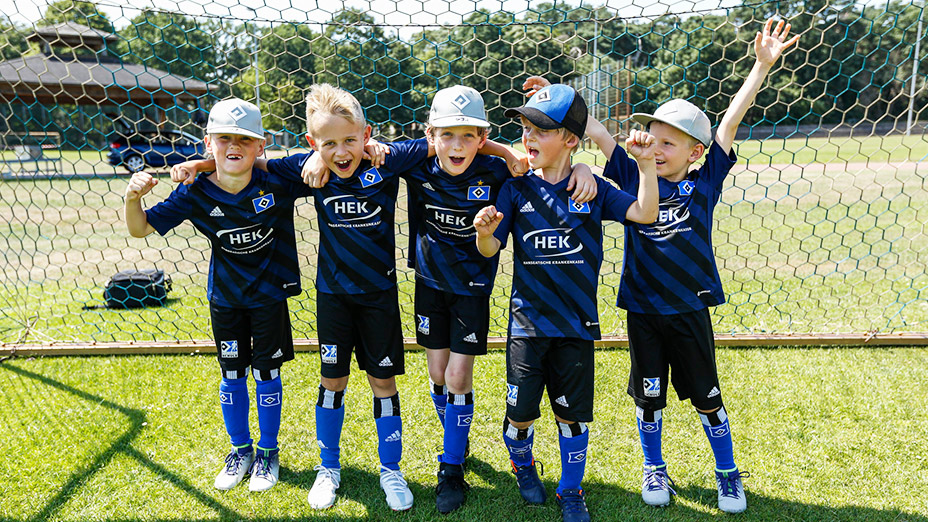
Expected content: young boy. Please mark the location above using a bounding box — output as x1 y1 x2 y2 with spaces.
403 85 597 514
474 84 658 522
566 19 798 514
125 98 307 493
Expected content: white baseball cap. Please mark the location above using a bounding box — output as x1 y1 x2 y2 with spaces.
207 98 265 139
632 99 712 147
428 86 490 128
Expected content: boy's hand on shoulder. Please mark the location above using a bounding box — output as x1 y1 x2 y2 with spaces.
170 161 202 185
567 163 598 203
301 152 329 188
363 138 390 167
625 130 656 161
474 205 503 237
523 76 552 97
506 150 530 177
126 171 157 201
755 18 800 68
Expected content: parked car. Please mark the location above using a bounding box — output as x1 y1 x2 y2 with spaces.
107 129 206 173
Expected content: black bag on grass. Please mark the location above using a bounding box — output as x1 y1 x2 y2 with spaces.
103 269 172 309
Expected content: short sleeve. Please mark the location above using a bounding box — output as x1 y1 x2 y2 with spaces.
597 177 637 224
266 152 312 185
602 146 640 191
492 179 516 248
700 141 738 191
144 184 193 236
385 138 430 175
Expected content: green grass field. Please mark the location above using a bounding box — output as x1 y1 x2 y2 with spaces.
1 347 926 521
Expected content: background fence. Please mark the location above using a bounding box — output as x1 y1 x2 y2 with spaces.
1 0 926 347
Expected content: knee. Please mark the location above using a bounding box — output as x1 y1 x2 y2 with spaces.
321 376 348 392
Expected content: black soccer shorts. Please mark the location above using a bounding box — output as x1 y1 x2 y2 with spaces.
414 281 490 356
316 287 405 380
626 307 724 411
505 336 595 423
210 299 294 377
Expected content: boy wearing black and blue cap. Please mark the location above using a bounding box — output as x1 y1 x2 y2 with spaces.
474 84 659 522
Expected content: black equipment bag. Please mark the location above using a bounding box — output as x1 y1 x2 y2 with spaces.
103 269 172 309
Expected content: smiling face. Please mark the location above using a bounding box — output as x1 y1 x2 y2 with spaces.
648 121 705 182
307 112 371 179
205 133 265 177
520 117 576 172
427 125 488 176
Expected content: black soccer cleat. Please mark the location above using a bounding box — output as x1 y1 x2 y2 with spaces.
435 462 469 514
511 459 547 504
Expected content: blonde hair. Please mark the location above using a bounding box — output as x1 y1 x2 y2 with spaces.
305 83 365 137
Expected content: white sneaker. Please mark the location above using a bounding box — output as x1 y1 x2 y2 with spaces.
214 449 255 490
716 469 750 513
248 452 280 492
308 465 341 509
642 465 676 507
379 466 414 511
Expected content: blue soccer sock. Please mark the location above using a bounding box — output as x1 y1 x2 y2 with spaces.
503 418 534 467
429 378 448 426
219 375 251 448
254 368 282 451
440 391 474 465
374 393 403 471
699 407 737 471
637 407 665 468
315 385 345 469
556 421 589 495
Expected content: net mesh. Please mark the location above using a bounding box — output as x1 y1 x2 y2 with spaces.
1 0 926 345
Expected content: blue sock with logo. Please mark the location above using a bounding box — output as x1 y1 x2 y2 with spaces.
557 421 589 495
699 407 736 471
254 369 282 451
637 407 665 468
219 376 251 448
374 394 402 471
503 418 534 467
429 378 447 426
440 391 474 465
315 385 344 469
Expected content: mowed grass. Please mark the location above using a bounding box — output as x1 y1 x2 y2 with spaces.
0 347 926 521
2 134 928 344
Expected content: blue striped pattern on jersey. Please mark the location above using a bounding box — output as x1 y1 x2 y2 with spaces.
403 142 512 296
492 174 636 339
602 142 737 315
267 140 428 294
145 168 312 308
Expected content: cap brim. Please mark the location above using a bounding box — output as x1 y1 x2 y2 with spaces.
631 113 709 147
505 107 561 130
428 115 490 128
206 126 265 140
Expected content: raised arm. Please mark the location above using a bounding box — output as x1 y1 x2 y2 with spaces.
623 130 659 224
585 115 617 159
480 139 529 176
716 19 800 153
125 172 157 237
474 205 503 257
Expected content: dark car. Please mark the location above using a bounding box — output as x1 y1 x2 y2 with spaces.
107 129 206 173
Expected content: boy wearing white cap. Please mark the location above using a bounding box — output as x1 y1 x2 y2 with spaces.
524 18 799 514
125 98 309 493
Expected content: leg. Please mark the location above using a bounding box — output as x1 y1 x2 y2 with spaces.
426 348 450 425
416 283 452 425
441 352 476 465
505 337 548 505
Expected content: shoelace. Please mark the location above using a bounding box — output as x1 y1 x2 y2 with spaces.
717 470 751 498
252 455 273 477
558 491 588 514
512 459 544 485
381 468 409 494
644 468 677 496
313 464 340 486
224 452 247 475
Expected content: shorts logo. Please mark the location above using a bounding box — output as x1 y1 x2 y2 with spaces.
321 344 337 365
463 332 478 343
569 199 590 214
219 392 233 405
707 386 720 398
379 357 393 367
506 383 519 406
417 315 430 335
360 167 383 188
643 377 661 398
258 392 281 407
678 180 695 196
271 348 283 359
252 193 275 214
220 340 239 358
457 414 473 427
709 421 730 438
467 185 490 201
567 450 586 463
555 395 569 408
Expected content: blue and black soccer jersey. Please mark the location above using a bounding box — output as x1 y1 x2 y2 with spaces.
266 140 428 295
145 168 312 308
603 142 737 315
492 173 636 340
403 140 511 296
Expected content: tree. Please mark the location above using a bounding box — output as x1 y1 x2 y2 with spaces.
40 1 115 33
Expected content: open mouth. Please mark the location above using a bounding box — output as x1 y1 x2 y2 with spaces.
334 159 352 171
527 148 539 158
449 156 465 166
227 154 243 161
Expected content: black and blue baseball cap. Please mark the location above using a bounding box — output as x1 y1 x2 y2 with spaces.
505 84 588 139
